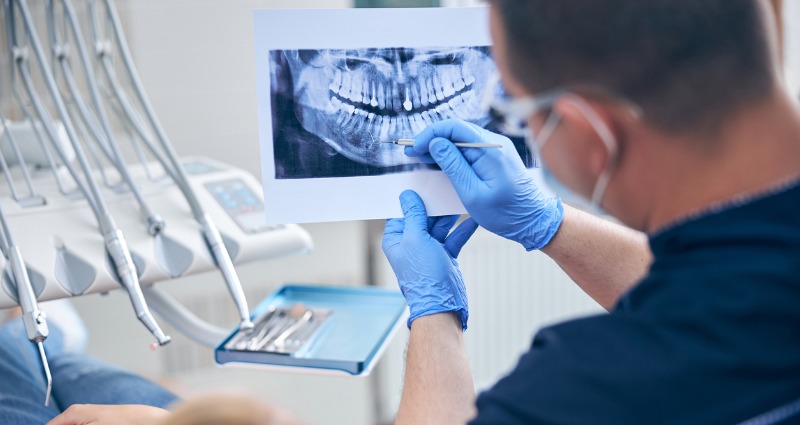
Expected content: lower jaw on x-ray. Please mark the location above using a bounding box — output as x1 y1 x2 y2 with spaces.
270 47 500 179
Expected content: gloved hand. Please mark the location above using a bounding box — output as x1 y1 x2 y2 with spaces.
407 119 564 251
383 190 479 331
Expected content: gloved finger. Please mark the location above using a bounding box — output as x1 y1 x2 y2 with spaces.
382 218 405 255
404 146 438 164
404 146 421 157
412 119 484 156
436 120 520 167
411 146 512 167
412 120 522 170
445 217 479 258
429 138 484 193
399 190 429 236
429 215 460 243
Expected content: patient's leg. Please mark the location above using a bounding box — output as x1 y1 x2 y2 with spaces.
0 300 178 421
38 304 179 409
49 353 178 408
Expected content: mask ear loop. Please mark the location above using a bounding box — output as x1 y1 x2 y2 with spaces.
532 109 562 151
562 95 619 207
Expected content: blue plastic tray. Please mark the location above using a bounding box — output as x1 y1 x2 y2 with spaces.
215 284 407 375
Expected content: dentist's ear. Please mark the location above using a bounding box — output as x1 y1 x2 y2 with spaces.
552 95 619 178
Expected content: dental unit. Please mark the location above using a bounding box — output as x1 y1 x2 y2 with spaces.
0 0 312 403
6 0 171 346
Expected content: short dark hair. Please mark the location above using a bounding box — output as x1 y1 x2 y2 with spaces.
492 0 776 135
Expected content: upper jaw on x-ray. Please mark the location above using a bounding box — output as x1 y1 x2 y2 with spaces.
283 47 495 168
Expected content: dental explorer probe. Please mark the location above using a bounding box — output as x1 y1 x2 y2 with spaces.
48 0 166 236
8 0 171 346
0 204 52 406
0 205 52 406
94 0 254 331
381 139 503 149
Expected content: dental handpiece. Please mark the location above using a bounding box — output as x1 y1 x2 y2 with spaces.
381 139 503 149
104 225 171 345
199 214 254 330
12 0 171 346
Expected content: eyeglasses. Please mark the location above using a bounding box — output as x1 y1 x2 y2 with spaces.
481 72 643 140
482 73 563 139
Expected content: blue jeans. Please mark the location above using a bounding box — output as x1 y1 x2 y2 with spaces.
0 318 178 425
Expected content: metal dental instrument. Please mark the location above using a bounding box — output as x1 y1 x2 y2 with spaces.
380 139 503 149
6 0 171 346
221 303 331 355
0 199 52 406
88 0 253 331
272 309 313 349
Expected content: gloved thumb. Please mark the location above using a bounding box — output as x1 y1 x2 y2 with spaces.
430 138 481 195
399 190 429 236
445 217 479 258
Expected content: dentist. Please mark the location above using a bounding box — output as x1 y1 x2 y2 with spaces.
384 1 800 424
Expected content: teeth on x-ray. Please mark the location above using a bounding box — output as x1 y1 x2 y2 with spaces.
328 66 480 137
279 47 494 168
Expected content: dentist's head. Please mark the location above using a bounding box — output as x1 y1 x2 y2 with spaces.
488 0 786 232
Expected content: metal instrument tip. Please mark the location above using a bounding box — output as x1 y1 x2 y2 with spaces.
37 342 52 407
240 320 255 331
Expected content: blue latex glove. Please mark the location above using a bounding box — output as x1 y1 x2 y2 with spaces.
383 190 479 331
407 119 564 251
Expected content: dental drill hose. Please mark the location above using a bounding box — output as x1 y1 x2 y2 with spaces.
58 0 166 236
101 0 253 331
14 0 170 346
201 214 253 330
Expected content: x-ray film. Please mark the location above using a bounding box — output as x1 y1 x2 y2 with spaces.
255 7 532 224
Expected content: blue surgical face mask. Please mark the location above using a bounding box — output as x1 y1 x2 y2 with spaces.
525 99 617 217
539 159 608 216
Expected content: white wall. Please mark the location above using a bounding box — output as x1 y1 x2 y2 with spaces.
125 0 351 177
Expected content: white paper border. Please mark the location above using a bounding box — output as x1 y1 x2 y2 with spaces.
254 7 492 224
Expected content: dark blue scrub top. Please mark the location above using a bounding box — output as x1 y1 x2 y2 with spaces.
470 178 800 425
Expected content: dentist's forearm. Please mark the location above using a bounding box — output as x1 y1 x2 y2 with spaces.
396 313 476 425
542 205 653 310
